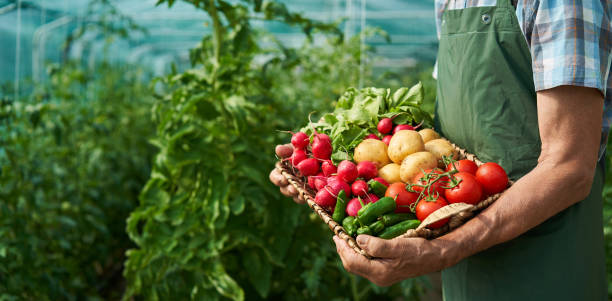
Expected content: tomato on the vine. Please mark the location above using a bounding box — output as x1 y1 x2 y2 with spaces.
446 159 478 175
475 162 508 195
410 169 449 197
385 182 419 213
415 195 449 229
445 172 483 205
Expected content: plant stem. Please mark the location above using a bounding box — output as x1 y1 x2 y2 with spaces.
207 0 223 80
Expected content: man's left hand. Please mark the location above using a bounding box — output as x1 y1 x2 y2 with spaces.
333 235 455 286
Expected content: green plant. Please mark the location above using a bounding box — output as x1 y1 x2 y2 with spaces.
123 1 428 300
0 61 155 300
603 139 612 297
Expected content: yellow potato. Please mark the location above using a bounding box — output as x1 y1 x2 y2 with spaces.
353 139 391 168
400 151 438 182
387 130 425 164
419 128 440 143
378 163 402 184
424 139 458 163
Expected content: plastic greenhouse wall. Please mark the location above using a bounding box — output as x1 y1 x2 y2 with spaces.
1 0 437 96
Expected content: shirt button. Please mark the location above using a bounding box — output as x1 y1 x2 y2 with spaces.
481 14 492 24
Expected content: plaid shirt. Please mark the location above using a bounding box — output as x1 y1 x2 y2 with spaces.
435 0 612 158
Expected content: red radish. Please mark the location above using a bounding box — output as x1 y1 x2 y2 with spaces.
307 176 316 189
346 198 363 216
393 124 414 134
382 135 393 145
365 193 380 204
314 188 336 207
321 160 337 177
315 133 331 143
313 173 327 191
351 180 369 196
297 158 319 176
365 133 380 140
372 177 389 187
312 135 332 160
337 160 358 183
290 149 307 166
291 132 309 149
357 161 377 180
377 118 393 134
327 176 351 198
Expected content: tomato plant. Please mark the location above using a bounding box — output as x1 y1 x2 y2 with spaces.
122 1 427 300
411 168 449 197
385 182 419 213
415 196 449 229
446 159 478 175
445 172 483 205
476 162 509 195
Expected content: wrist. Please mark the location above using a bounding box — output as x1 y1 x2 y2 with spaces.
433 237 466 269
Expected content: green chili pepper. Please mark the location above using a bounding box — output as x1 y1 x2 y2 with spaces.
356 226 372 235
342 216 358 236
378 219 421 239
357 197 396 225
368 179 387 197
369 220 385 234
381 213 416 226
332 190 348 223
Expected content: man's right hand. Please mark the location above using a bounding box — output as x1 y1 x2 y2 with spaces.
269 144 306 204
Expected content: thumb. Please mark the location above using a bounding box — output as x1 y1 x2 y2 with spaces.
356 235 397 258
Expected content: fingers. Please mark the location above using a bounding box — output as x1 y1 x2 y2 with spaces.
356 235 400 259
334 236 386 278
269 168 288 186
275 144 293 158
292 195 306 204
279 185 295 197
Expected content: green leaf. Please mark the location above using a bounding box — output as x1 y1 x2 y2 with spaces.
208 263 245 301
392 82 424 108
331 150 351 163
242 249 272 298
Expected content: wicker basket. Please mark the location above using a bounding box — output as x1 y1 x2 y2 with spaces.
275 141 511 258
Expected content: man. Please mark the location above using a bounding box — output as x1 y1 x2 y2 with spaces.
270 0 611 299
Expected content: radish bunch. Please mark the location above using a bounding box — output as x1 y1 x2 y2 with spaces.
285 131 391 216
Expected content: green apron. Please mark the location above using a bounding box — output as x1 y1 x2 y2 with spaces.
434 0 607 300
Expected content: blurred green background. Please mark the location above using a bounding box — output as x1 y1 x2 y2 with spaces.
0 0 609 300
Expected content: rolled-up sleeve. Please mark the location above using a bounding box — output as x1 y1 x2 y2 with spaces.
520 0 611 96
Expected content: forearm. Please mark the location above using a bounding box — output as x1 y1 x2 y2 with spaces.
438 160 593 265
434 86 604 267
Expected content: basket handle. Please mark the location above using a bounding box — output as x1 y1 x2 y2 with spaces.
416 203 475 230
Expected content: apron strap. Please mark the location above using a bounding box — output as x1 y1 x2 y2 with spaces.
496 0 514 9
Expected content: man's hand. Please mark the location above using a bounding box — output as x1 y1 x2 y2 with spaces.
333 85 604 283
269 144 306 204
333 235 455 286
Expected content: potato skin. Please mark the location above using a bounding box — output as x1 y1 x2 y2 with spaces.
378 163 402 184
400 151 438 182
387 130 425 164
424 139 458 163
419 129 440 143
354 139 391 168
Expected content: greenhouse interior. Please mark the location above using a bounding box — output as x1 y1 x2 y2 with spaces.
1 0 611 300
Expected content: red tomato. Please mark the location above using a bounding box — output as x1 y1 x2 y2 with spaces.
415 195 449 229
385 182 419 213
411 169 449 197
476 162 509 195
445 172 483 205
446 159 478 175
